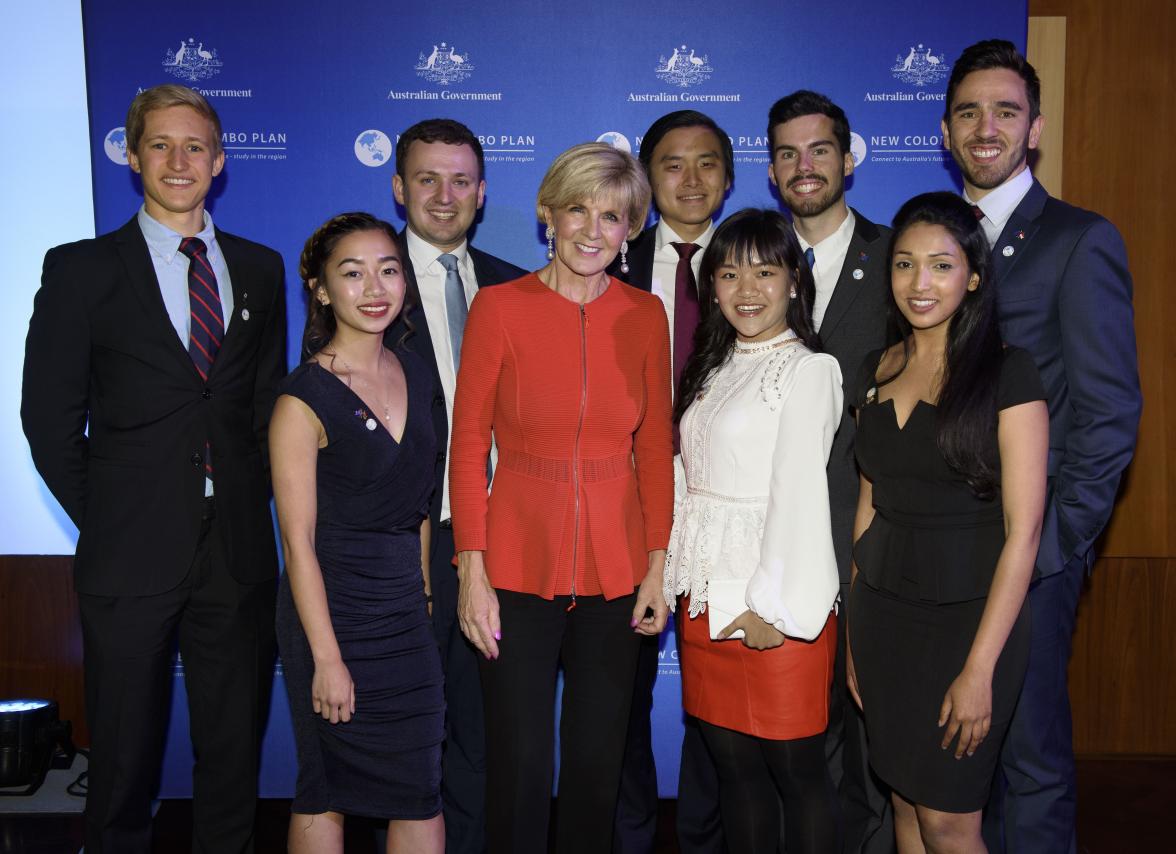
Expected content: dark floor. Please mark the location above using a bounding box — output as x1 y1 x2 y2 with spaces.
1 758 1171 853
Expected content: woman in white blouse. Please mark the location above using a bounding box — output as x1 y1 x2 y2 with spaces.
664 208 842 853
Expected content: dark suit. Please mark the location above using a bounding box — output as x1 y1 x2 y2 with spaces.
813 211 896 854
983 180 1140 854
386 234 525 854
610 225 723 854
21 216 286 853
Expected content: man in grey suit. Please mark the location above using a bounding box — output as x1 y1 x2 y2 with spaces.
941 40 1141 854
768 90 893 854
387 118 525 854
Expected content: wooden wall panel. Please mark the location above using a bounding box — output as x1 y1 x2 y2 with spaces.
1029 0 1176 558
0 555 87 745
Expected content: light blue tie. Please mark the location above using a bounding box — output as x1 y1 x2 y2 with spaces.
804 246 816 271
438 253 467 372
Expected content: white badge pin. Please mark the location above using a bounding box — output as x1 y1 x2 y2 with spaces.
852 268 864 280
365 418 378 431
241 308 251 321
1002 245 1015 257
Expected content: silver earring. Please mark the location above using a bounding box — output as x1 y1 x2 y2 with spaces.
789 288 798 299
545 225 554 260
620 239 630 274
712 296 719 303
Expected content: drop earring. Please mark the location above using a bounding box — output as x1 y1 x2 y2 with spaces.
620 239 630 274
545 225 554 260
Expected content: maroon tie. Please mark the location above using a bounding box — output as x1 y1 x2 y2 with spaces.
178 237 222 479
671 242 700 452
971 204 985 221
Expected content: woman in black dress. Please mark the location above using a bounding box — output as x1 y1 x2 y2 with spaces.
847 193 1048 852
270 213 444 853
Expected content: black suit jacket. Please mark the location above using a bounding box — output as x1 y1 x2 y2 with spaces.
21 216 286 596
385 234 526 543
991 180 1141 578
815 211 892 584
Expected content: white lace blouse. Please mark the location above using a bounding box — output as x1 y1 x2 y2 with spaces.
663 330 843 641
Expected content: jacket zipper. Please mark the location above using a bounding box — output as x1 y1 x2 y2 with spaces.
568 303 588 612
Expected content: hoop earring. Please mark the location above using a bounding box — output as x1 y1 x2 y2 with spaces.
545 225 554 260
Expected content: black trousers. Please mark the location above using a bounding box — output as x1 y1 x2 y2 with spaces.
430 523 487 854
480 589 641 854
77 504 276 854
613 633 660 854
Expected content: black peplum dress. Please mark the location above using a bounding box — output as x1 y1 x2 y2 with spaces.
275 348 444 820
848 346 1044 813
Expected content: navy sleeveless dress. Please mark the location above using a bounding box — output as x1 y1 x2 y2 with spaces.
275 348 444 819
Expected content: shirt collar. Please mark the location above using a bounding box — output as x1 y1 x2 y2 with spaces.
405 227 469 274
655 219 716 255
966 167 1034 230
137 206 216 263
796 207 855 254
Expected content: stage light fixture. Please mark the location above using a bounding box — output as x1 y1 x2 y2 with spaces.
0 698 75 796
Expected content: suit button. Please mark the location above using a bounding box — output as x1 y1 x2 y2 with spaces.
190 452 203 467
202 388 212 400
436 451 446 464
433 393 444 407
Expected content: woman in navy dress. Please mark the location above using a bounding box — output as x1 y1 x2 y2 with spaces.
271 213 444 853
847 193 1048 853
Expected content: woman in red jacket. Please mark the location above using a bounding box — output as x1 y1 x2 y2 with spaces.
449 142 673 854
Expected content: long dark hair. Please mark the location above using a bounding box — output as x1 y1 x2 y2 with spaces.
881 191 1002 498
298 212 415 359
674 208 820 422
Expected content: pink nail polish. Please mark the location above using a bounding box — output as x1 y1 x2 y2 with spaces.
494 631 502 641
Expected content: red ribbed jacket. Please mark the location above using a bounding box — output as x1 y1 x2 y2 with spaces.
449 273 674 600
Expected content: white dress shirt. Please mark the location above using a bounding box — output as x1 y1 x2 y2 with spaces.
796 208 856 332
967 166 1034 248
405 228 481 522
649 219 715 365
664 332 843 641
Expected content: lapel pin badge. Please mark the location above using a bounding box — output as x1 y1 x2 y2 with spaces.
1016 231 1025 240
859 251 869 262
1002 245 1015 257
240 308 251 321
852 268 864 280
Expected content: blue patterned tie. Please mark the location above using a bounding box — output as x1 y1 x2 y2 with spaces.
438 253 467 372
178 237 222 479
804 246 816 271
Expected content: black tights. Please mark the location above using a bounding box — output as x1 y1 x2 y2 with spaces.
698 721 837 854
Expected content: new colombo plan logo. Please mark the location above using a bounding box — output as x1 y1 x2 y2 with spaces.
655 44 713 88
163 37 223 82
415 41 474 86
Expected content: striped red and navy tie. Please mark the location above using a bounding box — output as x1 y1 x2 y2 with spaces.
178 236 222 478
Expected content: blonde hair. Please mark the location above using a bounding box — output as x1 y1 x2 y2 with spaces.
536 143 650 239
126 84 223 155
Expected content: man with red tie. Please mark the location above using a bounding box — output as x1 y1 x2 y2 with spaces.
21 84 286 853
609 109 732 854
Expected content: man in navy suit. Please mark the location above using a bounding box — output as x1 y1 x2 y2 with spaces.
768 89 893 854
610 109 731 854
387 118 525 854
942 40 1141 853
21 85 285 853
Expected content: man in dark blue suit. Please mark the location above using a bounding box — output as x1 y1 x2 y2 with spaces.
942 40 1141 854
22 85 285 853
608 109 731 854
387 118 525 854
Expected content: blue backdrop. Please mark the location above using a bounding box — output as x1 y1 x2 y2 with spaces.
80 0 1025 797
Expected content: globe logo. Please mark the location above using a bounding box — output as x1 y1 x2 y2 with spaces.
104 127 128 165
354 130 392 168
849 132 868 168
596 131 631 153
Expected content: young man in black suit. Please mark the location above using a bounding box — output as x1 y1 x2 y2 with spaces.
21 85 286 853
767 89 893 854
941 40 1141 854
610 109 732 854
388 118 525 854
